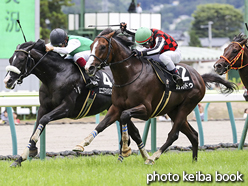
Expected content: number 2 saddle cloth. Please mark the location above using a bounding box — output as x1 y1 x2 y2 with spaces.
145 58 194 118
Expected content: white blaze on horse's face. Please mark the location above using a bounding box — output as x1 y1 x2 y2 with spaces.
85 41 99 71
3 73 10 85
4 53 22 88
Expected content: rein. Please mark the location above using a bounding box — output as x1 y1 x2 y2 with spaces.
220 41 248 73
113 61 143 88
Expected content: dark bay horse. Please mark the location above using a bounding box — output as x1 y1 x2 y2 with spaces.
214 33 248 97
80 28 236 165
4 40 113 167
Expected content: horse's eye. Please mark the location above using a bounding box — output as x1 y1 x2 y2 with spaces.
232 49 238 53
100 45 106 50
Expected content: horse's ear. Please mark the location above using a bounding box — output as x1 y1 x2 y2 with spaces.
107 31 115 38
24 43 36 52
34 39 46 52
240 38 248 46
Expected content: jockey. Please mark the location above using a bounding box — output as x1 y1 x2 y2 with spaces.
45 28 98 89
120 23 183 86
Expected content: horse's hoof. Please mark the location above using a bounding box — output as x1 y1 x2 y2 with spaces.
121 147 132 157
145 159 155 165
72 145 84 152
10 161 21 168
29 147 38 158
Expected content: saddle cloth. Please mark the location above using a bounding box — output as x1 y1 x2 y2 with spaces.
147 59 194 91
77 65 113 96
74 66 113 119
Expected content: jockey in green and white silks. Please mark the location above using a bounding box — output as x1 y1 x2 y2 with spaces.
46 28 98 88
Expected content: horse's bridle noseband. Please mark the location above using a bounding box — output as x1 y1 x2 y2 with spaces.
220 41 248 73
14 49 35 84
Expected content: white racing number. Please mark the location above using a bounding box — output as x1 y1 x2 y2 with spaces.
176 66 190 82
102 72 112 87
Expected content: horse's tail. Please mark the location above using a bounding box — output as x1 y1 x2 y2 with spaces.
201 73 238 94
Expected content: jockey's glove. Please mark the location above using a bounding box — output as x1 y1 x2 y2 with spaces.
120 22 127 32
132 49 144 57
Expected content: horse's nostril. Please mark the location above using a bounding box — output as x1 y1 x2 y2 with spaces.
214 64 221 69
88 66 96 76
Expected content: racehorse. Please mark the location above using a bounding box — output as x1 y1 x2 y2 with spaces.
214 33 248 97
4 39 113 167
79 28 237 165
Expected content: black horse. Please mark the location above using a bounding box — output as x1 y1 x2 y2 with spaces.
4 39 113 167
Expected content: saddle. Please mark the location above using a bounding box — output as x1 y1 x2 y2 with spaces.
145 58 194 91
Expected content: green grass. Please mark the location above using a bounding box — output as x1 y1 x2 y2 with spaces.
0 150 247 186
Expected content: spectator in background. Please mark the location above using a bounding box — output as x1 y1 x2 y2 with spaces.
243 108 248 119
128 0 136 13
136 2 142 13
198 103 204 121
13 112 20 124
0 110 9 124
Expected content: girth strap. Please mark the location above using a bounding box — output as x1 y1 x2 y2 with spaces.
75 90 97 119
150 90 171 118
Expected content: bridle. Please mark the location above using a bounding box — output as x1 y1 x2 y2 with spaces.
89 36 112 69
13 49 49 84
220 41 248 73
89 35 142 87
90 36 135 68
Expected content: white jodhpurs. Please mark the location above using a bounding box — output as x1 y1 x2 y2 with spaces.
141 47 182 71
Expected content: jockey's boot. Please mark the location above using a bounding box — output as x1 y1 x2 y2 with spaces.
86 76 98 89
170 68 183 86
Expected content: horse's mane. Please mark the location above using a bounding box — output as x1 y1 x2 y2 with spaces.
19 41 35 49
233 33 248 47
98 28 135 49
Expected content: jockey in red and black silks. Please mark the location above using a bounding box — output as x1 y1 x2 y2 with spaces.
120 23 183 86
150 28 178 53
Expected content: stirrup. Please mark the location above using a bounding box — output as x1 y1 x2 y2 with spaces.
172 74 184 86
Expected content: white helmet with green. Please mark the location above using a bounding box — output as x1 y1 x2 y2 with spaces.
135 27 152 44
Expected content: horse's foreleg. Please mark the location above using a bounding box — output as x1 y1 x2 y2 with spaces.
145 122 181 165
121 124 132 157
126 120 149 160
145 150 162 165
72 130 98 152
73 105 121 152
11 100 73 167
20 123 43 160
145 127 180 165
120 105 148 158
10 124 44 167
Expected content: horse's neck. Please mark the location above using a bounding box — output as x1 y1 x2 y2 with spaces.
32 54 68 84
111 52 141 85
